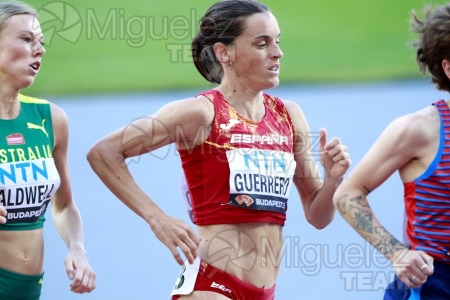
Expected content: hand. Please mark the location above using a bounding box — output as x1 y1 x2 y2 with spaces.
149 212 200 266
0 206 6 224
64 245 96 293
319 128 351 179
390 248 434 288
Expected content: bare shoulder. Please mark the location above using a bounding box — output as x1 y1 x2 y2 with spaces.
151 95 215 149
392 105 440 145
157 95 214 125
46 102 69 155
185 94 214 120
280 99 302 115
49 102 68 127
280 99 309 131
47 102 69 147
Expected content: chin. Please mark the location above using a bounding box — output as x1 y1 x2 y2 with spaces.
264 79 280 90
19 78 35 89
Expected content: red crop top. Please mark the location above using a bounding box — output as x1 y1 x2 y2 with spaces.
178 89 296 226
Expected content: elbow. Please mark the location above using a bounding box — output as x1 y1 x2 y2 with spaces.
303 193 337 230
86 141 110 170
87 140 127 175
314 218 334 230
309 221 327 230
86 143 100 167
305 212 334 230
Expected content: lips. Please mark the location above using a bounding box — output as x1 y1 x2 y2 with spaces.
268 63 280 72
29 61 41 72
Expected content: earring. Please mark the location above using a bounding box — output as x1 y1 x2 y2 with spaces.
226 61 233 69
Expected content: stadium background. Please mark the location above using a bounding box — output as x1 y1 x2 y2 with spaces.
19 0 449 299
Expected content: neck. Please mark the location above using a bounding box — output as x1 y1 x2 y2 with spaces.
216 84 265 121
0 90 21 119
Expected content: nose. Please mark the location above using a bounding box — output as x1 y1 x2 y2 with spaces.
33 41 46 57
273 43 283 59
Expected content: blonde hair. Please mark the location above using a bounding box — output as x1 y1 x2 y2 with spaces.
0 1 36 33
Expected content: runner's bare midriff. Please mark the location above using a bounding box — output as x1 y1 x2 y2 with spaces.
197 222 283 288
0 229 44 274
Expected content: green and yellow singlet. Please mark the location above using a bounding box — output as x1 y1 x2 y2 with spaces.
0 94 61 231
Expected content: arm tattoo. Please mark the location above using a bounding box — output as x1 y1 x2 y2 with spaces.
337 193 405 258
335 194 349 216
350 201 374 234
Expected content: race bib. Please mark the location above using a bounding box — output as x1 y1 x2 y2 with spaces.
0 158 61 223
170 258 200 297
227 148 296 214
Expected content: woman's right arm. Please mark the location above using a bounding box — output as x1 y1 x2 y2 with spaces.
333 113 434 287
87 96 213 265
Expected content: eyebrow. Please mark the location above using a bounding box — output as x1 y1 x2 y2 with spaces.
17 30 44 40
253 33 282 40
17 30 43 36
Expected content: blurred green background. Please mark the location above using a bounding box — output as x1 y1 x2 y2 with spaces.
25 0 447 96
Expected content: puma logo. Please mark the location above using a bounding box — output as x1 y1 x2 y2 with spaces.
220 119 240 130
27 119 49 137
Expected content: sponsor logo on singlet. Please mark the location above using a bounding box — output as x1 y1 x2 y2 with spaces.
230 133 289 145
0 158 60 223
227 148 296 213
6 133 26 146
27 119 49 137
220 119 240 130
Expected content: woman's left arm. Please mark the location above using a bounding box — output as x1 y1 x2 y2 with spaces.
50 103 96 293
284 100 351 229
